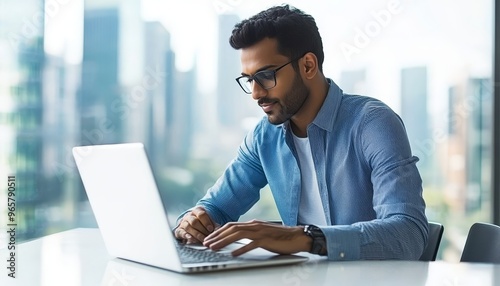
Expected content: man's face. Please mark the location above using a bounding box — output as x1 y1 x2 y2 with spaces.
239 38 309 125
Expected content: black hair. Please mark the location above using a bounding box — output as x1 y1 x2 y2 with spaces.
229 4 324 72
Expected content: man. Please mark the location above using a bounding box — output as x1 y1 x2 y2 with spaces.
174 4 428 260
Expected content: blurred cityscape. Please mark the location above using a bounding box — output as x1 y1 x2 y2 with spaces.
0 0 493 261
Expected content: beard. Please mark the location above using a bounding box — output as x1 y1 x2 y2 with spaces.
262 72 310 125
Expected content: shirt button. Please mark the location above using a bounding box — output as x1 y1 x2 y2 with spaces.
339 252 345 258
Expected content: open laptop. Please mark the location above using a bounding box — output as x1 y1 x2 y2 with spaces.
72 143 308 273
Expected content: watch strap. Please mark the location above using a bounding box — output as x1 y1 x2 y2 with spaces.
304 224 327 255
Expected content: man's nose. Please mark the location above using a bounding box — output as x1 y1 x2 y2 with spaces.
251 82 267 101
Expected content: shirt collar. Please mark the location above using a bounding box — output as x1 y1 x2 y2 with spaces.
281 78 343 133
311 78 343 132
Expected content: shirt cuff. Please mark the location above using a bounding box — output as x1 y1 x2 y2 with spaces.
320 225 361 260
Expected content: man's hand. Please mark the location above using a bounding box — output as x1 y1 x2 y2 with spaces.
203 220 312 256
174 206 216 244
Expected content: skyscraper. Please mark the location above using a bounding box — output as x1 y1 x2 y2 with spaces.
0 0 45 240
41 54 80 231
465 78 492 213
80 8 120 146
400 67 432 176
168 68 196 165
144 21 173 171
81 0 145 148
445 77 492 215
216 14 242 129
446 83 468 214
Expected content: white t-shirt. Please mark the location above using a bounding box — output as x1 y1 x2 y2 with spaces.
292 133 328 226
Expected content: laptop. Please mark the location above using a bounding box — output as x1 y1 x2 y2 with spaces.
72 143 308 273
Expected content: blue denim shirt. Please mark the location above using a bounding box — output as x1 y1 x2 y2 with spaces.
194 79 428 260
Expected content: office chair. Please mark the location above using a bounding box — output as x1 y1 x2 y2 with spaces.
460 222 500 263
419 222 444 261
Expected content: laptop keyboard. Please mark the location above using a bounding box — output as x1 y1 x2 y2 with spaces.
176 242 235 263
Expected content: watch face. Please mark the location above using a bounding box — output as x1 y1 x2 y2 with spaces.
307 225 324 236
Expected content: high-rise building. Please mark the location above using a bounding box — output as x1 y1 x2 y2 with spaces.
446 83 468 214
83 3 191 168
80 8 120 146
41 54 80 230
168 68 196 165
465 78 492 213
445 77 492 215
216 14 242 129
400 67 433 177
81 0 145 148
144 21 173 171
0 0 46 240
78 0 146 225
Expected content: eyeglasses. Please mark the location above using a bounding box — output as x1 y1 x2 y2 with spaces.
235 57 301 94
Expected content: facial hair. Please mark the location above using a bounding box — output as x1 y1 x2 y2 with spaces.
264 72 310 125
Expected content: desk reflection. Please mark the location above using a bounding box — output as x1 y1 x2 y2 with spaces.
101 257 433 286
2 229 498 286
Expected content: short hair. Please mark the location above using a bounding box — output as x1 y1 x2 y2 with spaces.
229 5 324 72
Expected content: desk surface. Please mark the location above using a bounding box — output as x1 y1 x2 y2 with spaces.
1 228 499 286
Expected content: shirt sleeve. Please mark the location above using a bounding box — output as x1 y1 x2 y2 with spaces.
321 102 429 261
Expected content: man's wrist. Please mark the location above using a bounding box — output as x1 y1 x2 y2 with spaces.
297 226 313 252
303 225 327 256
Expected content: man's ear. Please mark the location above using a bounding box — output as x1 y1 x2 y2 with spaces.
301 52 319 80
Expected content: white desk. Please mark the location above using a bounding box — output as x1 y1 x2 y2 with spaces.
1 228 499 286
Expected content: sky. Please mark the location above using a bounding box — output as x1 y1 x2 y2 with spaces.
42 0 493 115
44 0 493 70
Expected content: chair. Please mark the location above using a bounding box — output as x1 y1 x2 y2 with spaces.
460 222 500 263
419 222 444 261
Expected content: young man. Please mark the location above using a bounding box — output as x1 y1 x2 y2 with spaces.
174 5 428 260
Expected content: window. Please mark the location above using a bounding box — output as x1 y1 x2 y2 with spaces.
0 0 494 261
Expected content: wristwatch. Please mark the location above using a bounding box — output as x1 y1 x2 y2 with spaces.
304 224 327 255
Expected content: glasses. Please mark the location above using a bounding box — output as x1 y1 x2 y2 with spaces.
235 57 301 94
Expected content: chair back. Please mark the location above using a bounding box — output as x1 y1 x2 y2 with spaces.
419 222 444 261
460 222 500 263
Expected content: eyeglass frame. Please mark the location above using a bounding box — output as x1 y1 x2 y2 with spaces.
235 55 303 94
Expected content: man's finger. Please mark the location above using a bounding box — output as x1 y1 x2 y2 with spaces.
231 240 260 256
185 214 210 236
205 221 258 241
174 227 190 242
191 207 215 232
204 226 253 250
180 219 207 243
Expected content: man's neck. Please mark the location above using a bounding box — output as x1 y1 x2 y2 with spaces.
290 77 329 138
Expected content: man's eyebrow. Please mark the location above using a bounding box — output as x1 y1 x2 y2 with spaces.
240 64 278 76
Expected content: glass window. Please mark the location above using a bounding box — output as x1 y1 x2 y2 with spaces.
0 0 494 262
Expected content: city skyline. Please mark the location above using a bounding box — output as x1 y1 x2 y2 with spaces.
0 0 494 262
45 1 493 107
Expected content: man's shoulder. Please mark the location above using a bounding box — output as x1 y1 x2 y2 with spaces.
330 93 398 133
325 79 389 111
340 93 394 117
341 93 385 107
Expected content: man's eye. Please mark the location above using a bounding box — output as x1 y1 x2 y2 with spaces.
257 71 275 81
